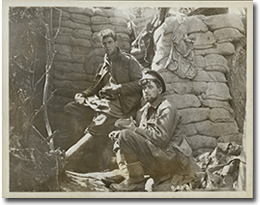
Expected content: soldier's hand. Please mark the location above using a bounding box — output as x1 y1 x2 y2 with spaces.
115 117 136 130
74 93 85 104
108 130 121 141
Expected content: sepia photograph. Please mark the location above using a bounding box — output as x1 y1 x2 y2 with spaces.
2 0 253 198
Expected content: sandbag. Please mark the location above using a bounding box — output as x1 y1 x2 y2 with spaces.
109 17 128 26
162 16 184 35
91 16 110 25
85 50 95 59
62 7 95 16
72 29 92 39
204 82 232 101
204 65 228 73
204 54 229 73
54 54 72 62
186 16 208 34
218 133 243 145
116 32 131 42
94 56 104 64
193 120 239 137
71 53 85 63
54 27 73 36
73 63 88 73
166 94 201 109
53 62 85 73
53 52 83 64
209 108 234 122
53 70 94 81
178 108 210 124
166 82 193 94
203 14 244 33
182 123 198 136
91 32 102 48
84 59 98 74
187 135 217 150
192 82 208 95
166 82 207 95
193 70 227 82
72 38 92 47
61 20 92 30
113 9 130 20
158 69 191 83
94 8 115 18
213 28 244 43
194 55 205 68
53 9 71 21
156 32 172 47
157 55 196 80
94 48 105 57
188 31 216 49
54 44 72 56
71 14 91 24
72 46 92 56
155 23 197 80
194 42 235 56
117 41 131 50
55 36 73 45
198 96 234 114
152 46 171 64
91 24 131 35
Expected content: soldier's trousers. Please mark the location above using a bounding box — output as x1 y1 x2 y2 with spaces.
117 129 199 179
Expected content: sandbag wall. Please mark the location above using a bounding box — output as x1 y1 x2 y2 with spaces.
50 7 132 111
152 14 245 156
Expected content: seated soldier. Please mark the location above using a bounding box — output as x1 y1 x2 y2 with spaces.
63 29 143 171
106 70 200 191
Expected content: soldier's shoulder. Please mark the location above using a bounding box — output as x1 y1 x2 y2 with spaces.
162 98 177 111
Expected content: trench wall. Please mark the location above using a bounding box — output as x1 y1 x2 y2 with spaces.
50 8 246 155
152 14 245 155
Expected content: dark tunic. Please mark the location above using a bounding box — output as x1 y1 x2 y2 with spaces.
65 47 143 137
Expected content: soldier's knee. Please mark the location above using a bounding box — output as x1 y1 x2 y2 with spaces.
64 101 75 113
118 129 135 144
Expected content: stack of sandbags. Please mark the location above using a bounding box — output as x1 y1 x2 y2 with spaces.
152 14 245 156
51 7 132 111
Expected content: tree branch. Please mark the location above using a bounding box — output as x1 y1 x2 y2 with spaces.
33 64 52 89
42 9 56 150
30 89 56 123
32 125 46 141
53 7 62 40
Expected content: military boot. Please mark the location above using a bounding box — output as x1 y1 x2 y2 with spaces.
110 161 147 191
101 150 128 187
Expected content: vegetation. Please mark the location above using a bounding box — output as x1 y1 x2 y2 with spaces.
9 7 65 191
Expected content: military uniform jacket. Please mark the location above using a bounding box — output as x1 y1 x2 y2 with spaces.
82 47 143 116
134 95 193 160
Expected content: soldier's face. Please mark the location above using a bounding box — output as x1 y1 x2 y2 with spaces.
102 37 117 56
142 80 162 103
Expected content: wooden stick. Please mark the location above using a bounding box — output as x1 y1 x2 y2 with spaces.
65 132 93 159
